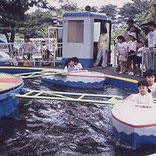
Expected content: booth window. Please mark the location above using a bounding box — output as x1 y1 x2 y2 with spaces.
68 20 84 43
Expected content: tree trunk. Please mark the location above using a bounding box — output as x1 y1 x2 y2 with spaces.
4 31 15 55
4 32 9 43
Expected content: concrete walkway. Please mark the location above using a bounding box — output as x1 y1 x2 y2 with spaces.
88 66 144 81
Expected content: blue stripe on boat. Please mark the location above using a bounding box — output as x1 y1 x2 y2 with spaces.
112 126 156 147
42 78 104 88
0 83 24 117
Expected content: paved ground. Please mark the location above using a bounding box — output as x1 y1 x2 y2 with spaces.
88 66 144 81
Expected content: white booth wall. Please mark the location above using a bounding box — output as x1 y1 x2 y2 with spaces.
62 12 107 68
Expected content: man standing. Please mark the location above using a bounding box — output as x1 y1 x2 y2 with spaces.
122 19 141 42
146 21 156 48
143 21 156 69
19 35 39 66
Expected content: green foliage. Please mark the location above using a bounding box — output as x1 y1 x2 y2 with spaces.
119 0 150 21
146 0 156 21
91 6 98 13
0 0 48 42
111 26 127 44
99 4 118 23
20 10 55 38
135 11 149 25
60 2 80 12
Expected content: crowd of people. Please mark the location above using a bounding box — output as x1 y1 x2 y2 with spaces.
115 20 156 76
8 19 156 78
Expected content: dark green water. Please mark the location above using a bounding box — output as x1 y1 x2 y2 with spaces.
0 78 156 156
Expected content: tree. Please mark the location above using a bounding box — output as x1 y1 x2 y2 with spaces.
135 11 149 25
19 10 55 38
146 0 156 21
99 4 118 23
60 2 80 12
91 6 98 12
119 0 150 21
0 0 49 43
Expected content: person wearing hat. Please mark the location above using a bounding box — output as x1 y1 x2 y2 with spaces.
127 32 137 75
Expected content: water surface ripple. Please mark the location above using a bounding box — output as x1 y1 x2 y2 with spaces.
0 78 156 156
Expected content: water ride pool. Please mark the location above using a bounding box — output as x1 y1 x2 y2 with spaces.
0 66 156 155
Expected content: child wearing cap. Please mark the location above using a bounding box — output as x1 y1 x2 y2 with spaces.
127 32 137 75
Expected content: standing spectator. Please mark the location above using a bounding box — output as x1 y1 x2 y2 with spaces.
19 35 39 66
145 21 156 48
122 19 141 42
116 35 128 74
93 27 109 68
143 21 156 70
40 41 48 61
135 41 144 76
127 32 137 75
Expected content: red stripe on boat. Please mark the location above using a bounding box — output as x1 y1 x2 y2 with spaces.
112 112 156 128
0 78 20 84
67 73 105 78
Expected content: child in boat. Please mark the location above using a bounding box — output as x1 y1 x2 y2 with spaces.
130 80 153 106
72 57 83 70
64 58 78 72
10 51 18 66
144 69 156 101
116 35 128 74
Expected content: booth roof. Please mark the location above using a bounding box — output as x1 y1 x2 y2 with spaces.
63 12 107 19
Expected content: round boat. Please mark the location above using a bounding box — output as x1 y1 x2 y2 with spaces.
0 51 12 65
0 73 24 117
42 70 106 88
112 95 156 147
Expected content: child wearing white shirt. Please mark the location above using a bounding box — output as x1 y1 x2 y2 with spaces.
11 51 18 66
64 58 78 72
116 35 128 74
144 69 156 100
127 32 137 75
135 41 144 76
72 57 83 70
130 80 153 106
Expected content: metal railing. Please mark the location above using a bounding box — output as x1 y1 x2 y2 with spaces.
0 41 63 67
113 46 156 76
141 48 156 76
